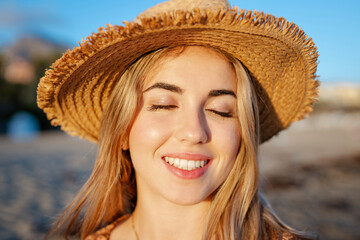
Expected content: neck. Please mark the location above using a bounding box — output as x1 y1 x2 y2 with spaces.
132 192 210 240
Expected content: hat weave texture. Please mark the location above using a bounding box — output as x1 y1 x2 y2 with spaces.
37 0 319 143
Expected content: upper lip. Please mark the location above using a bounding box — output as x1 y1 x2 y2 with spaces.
162 153 212 161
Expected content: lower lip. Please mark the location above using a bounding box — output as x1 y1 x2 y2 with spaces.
162 159 211 179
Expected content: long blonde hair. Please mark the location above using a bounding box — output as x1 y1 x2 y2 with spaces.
49 46 314 240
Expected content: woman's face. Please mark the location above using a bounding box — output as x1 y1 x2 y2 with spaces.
128 46 241 205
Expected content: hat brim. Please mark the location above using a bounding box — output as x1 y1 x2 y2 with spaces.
37 7 319 143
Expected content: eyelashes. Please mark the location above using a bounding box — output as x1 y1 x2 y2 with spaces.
147 104 234 118
147 105 177 111
206 109 233 118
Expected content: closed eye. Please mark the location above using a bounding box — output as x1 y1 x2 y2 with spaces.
147 105 233 118
147 105 178 111
206 109 233 118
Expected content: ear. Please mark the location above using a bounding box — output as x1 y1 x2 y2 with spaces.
121 139 129 150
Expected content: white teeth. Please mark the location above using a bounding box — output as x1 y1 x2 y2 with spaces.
164 157 208 170
188 160 195 169
174 158 180 166
180 159 187 169
196 161 201 168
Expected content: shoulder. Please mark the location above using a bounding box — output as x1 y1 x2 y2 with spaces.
85 215 129 240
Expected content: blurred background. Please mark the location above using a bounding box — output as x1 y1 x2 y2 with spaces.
0 0 359 239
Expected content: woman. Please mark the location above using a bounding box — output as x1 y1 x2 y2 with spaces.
37 0 319 239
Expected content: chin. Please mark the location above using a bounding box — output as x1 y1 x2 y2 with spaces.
160 185 216 206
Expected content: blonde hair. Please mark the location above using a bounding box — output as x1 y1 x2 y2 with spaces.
49 46 314 240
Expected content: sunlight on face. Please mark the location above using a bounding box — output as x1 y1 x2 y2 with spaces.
128 46 241 205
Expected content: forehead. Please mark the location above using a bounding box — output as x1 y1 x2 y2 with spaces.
143 46 236 90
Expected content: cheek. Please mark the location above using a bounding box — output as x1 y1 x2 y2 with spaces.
211 120 241 159
207 120 241 194
128 112 173 154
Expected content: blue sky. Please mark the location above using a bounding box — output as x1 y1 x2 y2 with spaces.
0 0 359 83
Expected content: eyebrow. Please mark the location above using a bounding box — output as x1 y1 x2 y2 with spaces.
208 89 237 98
143 82 184 94
143 82 236 98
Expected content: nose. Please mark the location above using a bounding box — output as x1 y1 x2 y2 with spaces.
174 108 210 144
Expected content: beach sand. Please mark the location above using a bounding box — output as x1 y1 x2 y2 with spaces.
0 111 359 239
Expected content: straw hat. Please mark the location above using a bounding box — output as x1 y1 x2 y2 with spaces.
37 0 319 143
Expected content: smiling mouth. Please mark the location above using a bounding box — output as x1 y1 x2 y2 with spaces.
163 156 210 171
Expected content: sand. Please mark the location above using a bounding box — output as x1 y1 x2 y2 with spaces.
0 111 359 240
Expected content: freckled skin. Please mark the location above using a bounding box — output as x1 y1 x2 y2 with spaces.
129 46 241 206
